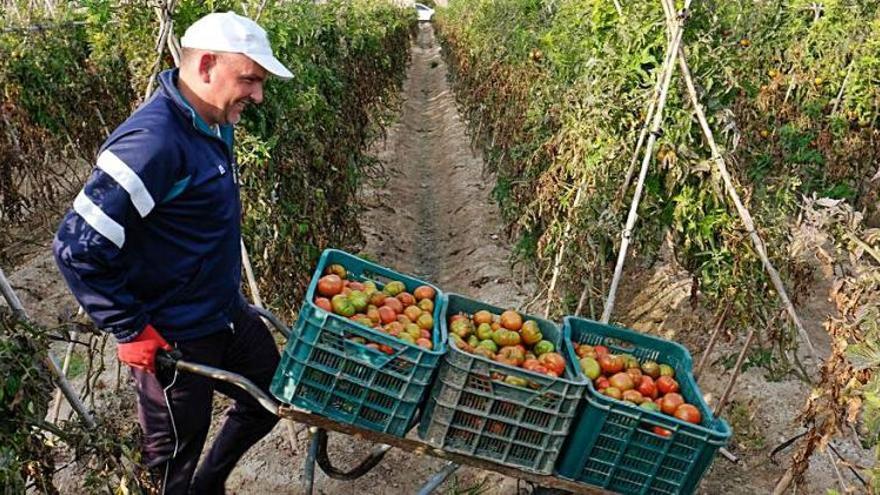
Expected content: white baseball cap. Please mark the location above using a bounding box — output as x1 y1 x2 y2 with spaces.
181 11 293 80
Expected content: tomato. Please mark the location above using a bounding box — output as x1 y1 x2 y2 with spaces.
384 321 403 336
383 281 405 296
450 319 473 338
369 291 388 306
598 354 625 375
533 340 555 356
492 329 522 347
378 306 397 324
520 320 542 346
473 310 493 325
378 344 394 355
349 290 368 312
576 344 596 359
640 401 660 412
314 297 332 312
652 426 672 438
539 352 566 376
365 342 380 351
413 285 436 301
418 298 434 313
595 376 610 390
398 333 416 344
522 358 541 371
362 281 378 295
603 387 623 400
637 376 658 399
405 323 422 340
325 264 347 279
330 294 355 317
640 360 661 379
467 335 480 348
609 372 635 391
500 310 523 331
497 346 526 367
476 322 493 341
449 334 467 350
397 292 416 307
403 305 422 322
656 376 680 395
674 404 702 424
417 313 434 330
472 346 496 360
382 297 404 314
416 337 433 349
659 364 675 378
477 339 499 353
594 345 609 357
622 390 644 404
348 281 365 291
504 375 528 387
579 357 600 380
626 367 643 383
317 275 344 297
450 313 467 323
660 393 684 415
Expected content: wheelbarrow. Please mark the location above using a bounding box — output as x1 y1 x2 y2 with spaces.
155 305 612 495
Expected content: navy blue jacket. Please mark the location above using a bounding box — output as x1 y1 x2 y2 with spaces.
53 69 246 343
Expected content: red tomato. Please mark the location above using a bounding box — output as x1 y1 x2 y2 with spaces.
594 345 610 357
598 355 625 375
413 285 436 301
656 376 680 395
382 297 404 314
674 404 702 424
314 297 332 312
638 376 658 399
652 426 672 438
396 292 416 307
595 376 610 390
660 393 684 415
317 275 344 297
539 352 566 376
378 306 397 325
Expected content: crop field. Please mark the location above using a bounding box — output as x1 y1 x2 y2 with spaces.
1 0 879 494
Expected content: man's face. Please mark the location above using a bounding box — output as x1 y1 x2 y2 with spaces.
206 53 268 125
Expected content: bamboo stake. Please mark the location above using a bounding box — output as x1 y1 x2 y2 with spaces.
673 41 817 361
144 1 177 101
0 267 96 428
713 327 755 416
240 239 303 454
601 0 692 324
693 301 732 381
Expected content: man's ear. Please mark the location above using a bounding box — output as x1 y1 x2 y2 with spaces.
197 52 218 83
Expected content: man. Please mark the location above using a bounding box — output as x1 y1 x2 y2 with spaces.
53 12 293 494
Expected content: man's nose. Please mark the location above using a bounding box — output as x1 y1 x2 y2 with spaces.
251 84 264 104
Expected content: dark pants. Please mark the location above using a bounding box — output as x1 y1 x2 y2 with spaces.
131 307 281 494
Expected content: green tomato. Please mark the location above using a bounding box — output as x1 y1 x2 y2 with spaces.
579 357 601 380
331 294 356 317
533 340 555 356
476 322 493 341
383 281 406 296
349 290 369 312
478 339 499 353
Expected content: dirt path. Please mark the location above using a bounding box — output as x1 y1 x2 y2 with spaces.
224 23 533 494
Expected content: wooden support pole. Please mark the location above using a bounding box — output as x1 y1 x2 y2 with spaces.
601 0 693 324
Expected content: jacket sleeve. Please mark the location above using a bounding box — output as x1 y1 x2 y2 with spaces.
53 130 179 342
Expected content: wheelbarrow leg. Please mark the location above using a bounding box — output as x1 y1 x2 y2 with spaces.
314 427 392 480
415 461 460 495
304 428 319 495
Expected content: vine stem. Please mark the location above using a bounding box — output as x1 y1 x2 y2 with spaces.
0 266 96 428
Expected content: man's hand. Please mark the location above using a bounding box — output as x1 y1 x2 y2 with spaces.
117 324 173 373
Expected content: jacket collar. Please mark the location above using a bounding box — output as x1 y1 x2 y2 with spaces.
158 69 234 151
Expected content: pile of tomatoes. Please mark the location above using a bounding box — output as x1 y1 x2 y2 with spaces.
574 343 702 435
448 309 568 380
313 264 437 352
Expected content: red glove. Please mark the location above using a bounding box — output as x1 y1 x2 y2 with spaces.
117 324 172 373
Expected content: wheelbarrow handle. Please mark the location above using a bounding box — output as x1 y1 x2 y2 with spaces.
155 349 280 416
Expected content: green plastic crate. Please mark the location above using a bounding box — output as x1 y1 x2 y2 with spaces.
556 316 731 494
418 294 588 474
270 249 445 437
